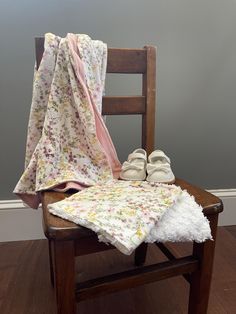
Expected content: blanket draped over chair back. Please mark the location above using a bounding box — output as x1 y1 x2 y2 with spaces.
14 33 121 208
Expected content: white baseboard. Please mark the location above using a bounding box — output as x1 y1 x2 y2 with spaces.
0 201 45 242
0 188 235 242
208 188 236 227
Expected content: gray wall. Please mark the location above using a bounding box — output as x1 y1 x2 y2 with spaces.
0 0 235 199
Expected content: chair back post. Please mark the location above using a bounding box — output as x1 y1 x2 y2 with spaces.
35 37 44 70
142 46 156 155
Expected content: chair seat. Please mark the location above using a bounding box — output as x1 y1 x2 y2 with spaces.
41 178 223 241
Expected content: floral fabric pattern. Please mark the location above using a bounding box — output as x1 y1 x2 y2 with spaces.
48 180 183 255
14 33 121 208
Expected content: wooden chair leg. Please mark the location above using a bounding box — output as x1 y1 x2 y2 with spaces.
48 240 54 287
134 243 148 266
53 240 76 314
188 213 218 314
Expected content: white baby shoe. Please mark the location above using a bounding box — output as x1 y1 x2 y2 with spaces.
120 148 147 181
146 150 175 184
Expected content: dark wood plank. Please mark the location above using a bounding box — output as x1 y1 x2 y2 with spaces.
156 242 177 260
107 48 147 73
188 214 219 314
75 235 116 256
76 256 198 301
102 96 145 115
48 240 54 286
134 242 148 266
225 225 236 239
1 227 236 313
159 226 236 314
155 242 190 282
0 240 56 314
53 241 76 314
142 46 156 155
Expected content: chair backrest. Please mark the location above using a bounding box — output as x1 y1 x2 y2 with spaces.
35 38 156 155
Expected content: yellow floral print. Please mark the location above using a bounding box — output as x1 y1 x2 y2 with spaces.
48 180 182 255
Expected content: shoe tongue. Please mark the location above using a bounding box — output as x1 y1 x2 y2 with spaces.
134 148 146 155
128 152 146 162
149 151 170 164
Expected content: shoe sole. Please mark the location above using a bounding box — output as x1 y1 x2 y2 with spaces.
146 177 176 184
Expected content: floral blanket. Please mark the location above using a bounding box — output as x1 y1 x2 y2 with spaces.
48 180 183 254
48 180 212 255
14 33 121 208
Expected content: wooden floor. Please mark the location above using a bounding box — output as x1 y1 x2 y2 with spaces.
0 226 235 314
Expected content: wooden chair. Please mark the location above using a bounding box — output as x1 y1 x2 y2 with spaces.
35 37 223 314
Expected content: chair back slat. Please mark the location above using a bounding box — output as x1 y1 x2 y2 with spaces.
102 96 145 115
35 38 147 74
35 38 44 70
107 48 146 73
35 37 156 154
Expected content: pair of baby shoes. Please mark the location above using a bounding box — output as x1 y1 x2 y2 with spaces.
120 148 175 184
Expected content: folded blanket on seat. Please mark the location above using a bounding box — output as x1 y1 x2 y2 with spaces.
48 180 212 255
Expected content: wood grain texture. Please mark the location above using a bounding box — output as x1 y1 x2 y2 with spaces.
102 96 145 115
106 48 147 73
142 46 156 155
53 241 76 314
134 242 148 266
48 240 54 287
0 226 235 314
225 225 236 239
75 235 116 256
188 214 219 314
76 256 198 301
